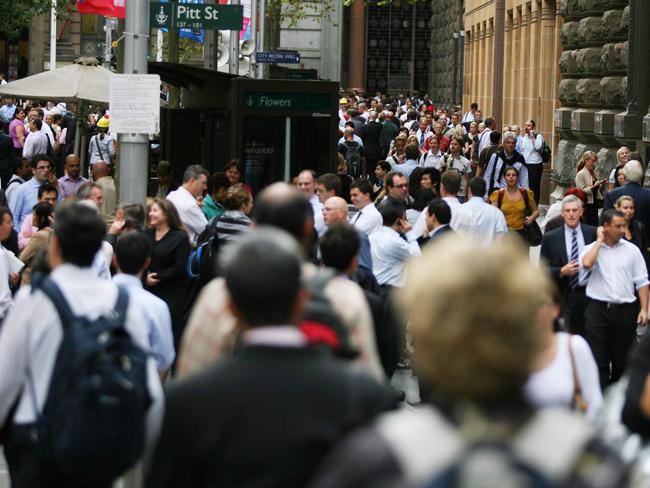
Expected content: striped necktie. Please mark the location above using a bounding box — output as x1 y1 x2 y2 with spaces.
420 132 425 146
569 229 580 289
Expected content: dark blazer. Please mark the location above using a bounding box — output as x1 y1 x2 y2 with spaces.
540 223 597 293
604 183 650 232
418 224 455 248
146 345 398 488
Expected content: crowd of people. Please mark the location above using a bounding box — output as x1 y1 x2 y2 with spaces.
0 92 648 487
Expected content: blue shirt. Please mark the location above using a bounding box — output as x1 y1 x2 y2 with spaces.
9 177 41 232
0 104 16 124
398 159 419 178
112 273 176 370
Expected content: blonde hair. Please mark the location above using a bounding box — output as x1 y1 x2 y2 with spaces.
615 195 634 208
396 236 551 402
577 150 598 172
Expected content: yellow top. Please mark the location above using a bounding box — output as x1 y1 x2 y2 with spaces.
490 188 534 231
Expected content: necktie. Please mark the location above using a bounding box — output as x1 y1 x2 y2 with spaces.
569 229 580 289
420 132 425 146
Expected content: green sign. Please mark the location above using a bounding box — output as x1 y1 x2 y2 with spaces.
243 93 332 113
150 2 243 30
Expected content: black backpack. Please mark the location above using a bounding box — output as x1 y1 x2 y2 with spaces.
342 141 362 178
25 277 151 484
187 216 222 286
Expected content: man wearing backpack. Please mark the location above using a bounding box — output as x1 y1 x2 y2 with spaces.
338 127 366 178
0 201 163 487
520 119 545 204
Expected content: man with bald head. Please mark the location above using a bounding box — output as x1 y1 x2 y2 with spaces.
296 169 325 236
91 161 116 223
58 154 88 199
178 182 384 380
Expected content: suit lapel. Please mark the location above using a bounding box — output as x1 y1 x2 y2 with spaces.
560 226 568 264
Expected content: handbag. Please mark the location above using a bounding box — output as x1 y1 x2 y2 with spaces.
568 335 589 413
520 188 542 246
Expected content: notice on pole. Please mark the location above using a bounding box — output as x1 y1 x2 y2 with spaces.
109 74 161 134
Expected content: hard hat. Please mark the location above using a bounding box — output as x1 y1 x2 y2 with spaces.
339 98 349 105
96 117 109 129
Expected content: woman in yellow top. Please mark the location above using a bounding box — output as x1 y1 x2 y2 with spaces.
489 166 539 240
574 150 607 226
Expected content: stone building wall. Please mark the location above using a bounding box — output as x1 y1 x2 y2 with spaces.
428 0 464 105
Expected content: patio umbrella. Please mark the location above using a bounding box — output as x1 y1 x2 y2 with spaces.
0 57 112 103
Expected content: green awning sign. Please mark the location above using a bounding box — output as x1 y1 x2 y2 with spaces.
150 2 244 30
243 93 332 113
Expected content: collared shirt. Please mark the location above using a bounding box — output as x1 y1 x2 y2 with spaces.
415 129 432 147
564 224 586 263
337 135 364 147
57 174 88 199
0 246 13 319
579 239 649 303
113 273 176 370
243 326 307 348
22 131 49 160
419 150 444 169
350 202 382 235
519 134 544 165
483 152 529 193
40 122 55 148
477 128 493 154
455 196 508 244
310 194 325 236
167 186 208 243
0 264 163 439
398 159 419 178
461 111 476 124
9 176 42 231
408 196 464 241
369 226 421 287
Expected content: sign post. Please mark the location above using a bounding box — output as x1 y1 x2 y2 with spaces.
255 51 301 64
150 2 244 30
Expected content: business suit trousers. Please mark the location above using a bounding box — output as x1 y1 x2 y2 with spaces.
585 299 638 389
563 287 588 337
527 163 543 204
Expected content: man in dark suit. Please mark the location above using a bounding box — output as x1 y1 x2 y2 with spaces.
541 194 597 335
604 160 650 237
417 198 455 248
146 228 398 488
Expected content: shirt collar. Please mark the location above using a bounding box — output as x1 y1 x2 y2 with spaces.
51 263 99 281
243 326 307 347
112 273 144 289
564 224 580 235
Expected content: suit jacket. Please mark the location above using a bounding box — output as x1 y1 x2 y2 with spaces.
146 345 398 488
604 183 650 233
540 223 597 292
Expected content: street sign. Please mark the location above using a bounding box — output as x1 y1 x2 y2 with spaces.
256 51 301 64
150 2 243 30
109 74 161 134
243 93 331 113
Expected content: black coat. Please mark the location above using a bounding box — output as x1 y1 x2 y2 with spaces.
604 183 650 238
358 121 383 159
540 223 597 293
146 345 398 488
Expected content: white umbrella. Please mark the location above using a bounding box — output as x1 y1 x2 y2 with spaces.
0 57 112 103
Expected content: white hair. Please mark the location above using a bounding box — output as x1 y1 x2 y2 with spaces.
562 194 583 208
623 160 644 184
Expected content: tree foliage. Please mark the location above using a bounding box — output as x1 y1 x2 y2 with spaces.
1 0 76 38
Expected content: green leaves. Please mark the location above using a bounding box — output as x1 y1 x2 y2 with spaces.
1 0 75 39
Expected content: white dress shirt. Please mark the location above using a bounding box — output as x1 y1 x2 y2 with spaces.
415 129 432 147
22 130 49 159
350 202 382 235
0 246 13 319
310 194 325 236
167 186 208 243
579 239 649 303
409 196 464 242
477 128 493 154
461 111 476 124
419 150 444 169
5 175 25 207
455 196 508 245
483 153 529 193
0 264 163 450
519 133 544 165
113 273 176 370
564 224 586 263
369 226 421 287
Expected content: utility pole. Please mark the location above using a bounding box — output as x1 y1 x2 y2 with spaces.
119 0 150 206
49 0 57 70
257 0 265 79
229 0 241 75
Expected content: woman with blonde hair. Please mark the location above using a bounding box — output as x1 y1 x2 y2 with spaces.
575 150 606 226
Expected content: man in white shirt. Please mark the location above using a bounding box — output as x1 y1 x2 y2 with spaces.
22 119 50 160
166 164 208 243
414 117 432 149
455 177 508 245
461 102 478 130
519 119 544 204
369 200 420 292
477 116 495 155
580 209 649 388
0 202 163 485
0 207 16 320
297 169 325 236
350 180 382 235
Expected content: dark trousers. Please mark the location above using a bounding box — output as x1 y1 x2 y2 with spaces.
527 163 544 204
585 299 638 389
563 287 588 336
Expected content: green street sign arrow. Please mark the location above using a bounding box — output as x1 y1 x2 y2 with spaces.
150 2 244 30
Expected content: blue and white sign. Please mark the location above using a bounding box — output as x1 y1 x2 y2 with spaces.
256 51 301 64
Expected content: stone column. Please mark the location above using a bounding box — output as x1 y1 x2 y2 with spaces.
348 0 365 91
492 0 505 126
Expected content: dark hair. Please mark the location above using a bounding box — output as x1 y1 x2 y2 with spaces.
320 223 360 272
252 192 313 244
600 209 625 226
413 188 436 212
441 169 461 195
182 164 209 183
223 185 252 211
385 170 407 189
152 197 185 231
427 198 452 225
12 156 29 174
379 201 405 226
350 179 373 196
629 151 644 166
32 118 42 131
469 177 487 197
31 154 51 169
504 165 520 178
207 171 231 195
53 202 106 267
224 159 241 173
115 231 152 275
12 107 25 119
38 182 58 200
32 202 54 230
470 102 478 110
484 117 495 128
224 228 302 326
376 161 391 173
315 173 341 196
404 144 420 161
0 206 12 227
122 203 146 231
490 131 501 144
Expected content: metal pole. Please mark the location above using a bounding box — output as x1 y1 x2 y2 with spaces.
229 0 241 75
157 29 164 62
257 0 265 79
50 0 57 70
120 0 150 206
284 117 291 182
249 0 257 77
104 19 113 69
